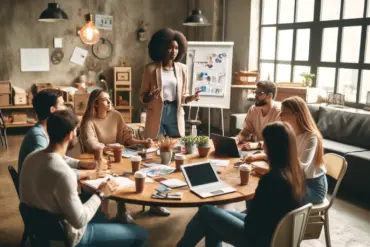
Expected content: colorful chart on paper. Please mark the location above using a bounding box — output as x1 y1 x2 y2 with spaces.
185 42 234 109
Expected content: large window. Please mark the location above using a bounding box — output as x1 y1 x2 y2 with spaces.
258 0 370 106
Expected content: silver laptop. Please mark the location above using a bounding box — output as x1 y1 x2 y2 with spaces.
181 162 236 198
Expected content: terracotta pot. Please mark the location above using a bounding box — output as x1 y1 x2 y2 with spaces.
197 145 211 157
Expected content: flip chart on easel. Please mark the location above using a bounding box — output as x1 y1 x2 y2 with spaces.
185 41 234 109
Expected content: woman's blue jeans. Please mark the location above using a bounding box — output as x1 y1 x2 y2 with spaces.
177 205 248 247
159 103 181 138
305 174 328 204
76 210 147 247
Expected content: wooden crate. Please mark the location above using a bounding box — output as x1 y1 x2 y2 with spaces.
234 71 259 85
276 86 307 102
11 112 27 124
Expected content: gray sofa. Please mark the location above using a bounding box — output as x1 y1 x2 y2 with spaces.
230 105 370 198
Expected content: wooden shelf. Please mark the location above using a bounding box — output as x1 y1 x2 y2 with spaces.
0 104 33 109
116 88 132 92
231 84 256 89
6 122 35 128
115 105 133 110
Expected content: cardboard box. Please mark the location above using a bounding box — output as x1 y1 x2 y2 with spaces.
11 113 27 123
0 81 11 94
0 94 10 106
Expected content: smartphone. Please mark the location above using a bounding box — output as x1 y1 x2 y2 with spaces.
233 161 245 168
155 185 172 193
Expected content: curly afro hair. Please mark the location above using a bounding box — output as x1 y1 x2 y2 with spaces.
148 28 188 63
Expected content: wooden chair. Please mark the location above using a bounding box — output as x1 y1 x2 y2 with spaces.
19 203 71 247
8 165 30 247
271 203 312 247
0 109 8 148
303 153 348 247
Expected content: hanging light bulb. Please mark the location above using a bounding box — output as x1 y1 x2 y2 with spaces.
80 13 100 45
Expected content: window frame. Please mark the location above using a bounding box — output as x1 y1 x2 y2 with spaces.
257 0 370 107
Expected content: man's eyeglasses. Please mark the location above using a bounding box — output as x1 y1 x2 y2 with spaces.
253 91 269 96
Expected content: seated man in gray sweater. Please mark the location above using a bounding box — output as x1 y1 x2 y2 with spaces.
18 89 95 179
20 110 147 247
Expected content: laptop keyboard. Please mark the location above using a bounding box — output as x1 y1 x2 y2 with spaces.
210 190 224 195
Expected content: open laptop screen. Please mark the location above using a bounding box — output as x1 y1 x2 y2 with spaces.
183 163 218 187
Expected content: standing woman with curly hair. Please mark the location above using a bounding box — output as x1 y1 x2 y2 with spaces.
140 28 200 138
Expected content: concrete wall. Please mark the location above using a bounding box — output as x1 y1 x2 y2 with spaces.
192 0 254 134
0 0 187 120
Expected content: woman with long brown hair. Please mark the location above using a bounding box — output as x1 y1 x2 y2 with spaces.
80 89 151 152
280 96 327 204
80 89 169 222
177 122 304 247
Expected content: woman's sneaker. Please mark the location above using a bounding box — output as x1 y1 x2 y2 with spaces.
148 206 171 216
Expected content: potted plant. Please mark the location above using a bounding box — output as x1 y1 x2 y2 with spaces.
196 136 211 157
181 136 198 154
158 136 175 165
300 72 315 87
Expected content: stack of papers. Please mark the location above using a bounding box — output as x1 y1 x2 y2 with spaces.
140 165 175 178
252 161 269 170
84 175 134 190
160 178 187 188
142 162 163 167
210 159 229 167
122 148 157 158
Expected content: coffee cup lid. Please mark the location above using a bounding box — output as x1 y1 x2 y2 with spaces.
175 153 185 160
240 164 252 172
131 155 142 162
134 171 146 178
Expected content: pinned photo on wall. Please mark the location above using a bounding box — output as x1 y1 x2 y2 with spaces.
70 47 88 66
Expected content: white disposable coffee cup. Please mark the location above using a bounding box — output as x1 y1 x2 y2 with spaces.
175 154 186 171
131 155 142 173
134 171 146 193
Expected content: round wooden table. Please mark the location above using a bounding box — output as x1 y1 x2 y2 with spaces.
79 150 259 208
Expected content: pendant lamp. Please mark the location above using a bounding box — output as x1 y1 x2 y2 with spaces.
79 13 100 45
38 1 68 22
183 9 211 26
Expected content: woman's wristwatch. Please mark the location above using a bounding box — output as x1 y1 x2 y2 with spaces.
95 191 105 200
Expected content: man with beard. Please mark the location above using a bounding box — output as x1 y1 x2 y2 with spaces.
237 80 281 150
18 89 95 179
20 110 148 247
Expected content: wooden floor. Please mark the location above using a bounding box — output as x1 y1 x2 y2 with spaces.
0 135 369 247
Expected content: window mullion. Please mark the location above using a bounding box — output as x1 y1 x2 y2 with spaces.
273 0 280 81
357 0 368 103
333 0 345 93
